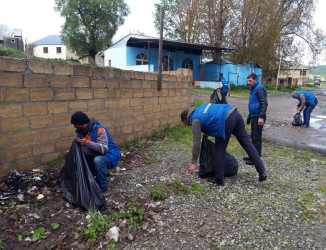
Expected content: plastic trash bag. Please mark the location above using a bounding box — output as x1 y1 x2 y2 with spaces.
210 90 222 104
292 113 303 126
199 136 238 178
58 140 106 211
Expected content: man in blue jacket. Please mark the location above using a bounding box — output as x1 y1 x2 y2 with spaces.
181 103 267 186
71 111 120 192
216 73 231 104
291 91 318 127
243 73 268 165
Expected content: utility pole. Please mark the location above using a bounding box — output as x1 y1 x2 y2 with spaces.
158 6 164 91
276 52 282 90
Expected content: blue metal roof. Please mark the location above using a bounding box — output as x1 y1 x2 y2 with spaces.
32 35 63 45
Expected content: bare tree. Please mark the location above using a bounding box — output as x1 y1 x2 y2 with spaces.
154 0 325 76
0 24 13 40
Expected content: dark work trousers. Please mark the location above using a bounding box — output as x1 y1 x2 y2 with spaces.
220 91 228 104
250 117 263 156
303 98 318 127
214 110 266 180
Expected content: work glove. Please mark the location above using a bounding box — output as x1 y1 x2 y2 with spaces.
246 115 251 125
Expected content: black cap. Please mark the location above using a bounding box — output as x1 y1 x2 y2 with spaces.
219 73 223 77
71 111 90 125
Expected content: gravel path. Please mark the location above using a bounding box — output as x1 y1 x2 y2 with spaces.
110 139 326 249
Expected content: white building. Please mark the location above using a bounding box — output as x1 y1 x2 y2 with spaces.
31 35 78 60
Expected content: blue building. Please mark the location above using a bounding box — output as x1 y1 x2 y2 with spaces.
200 58 262 88
103 34 230 81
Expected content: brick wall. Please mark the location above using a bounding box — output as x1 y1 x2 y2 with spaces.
0 57 192 177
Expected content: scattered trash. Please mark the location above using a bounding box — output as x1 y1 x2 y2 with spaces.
3 192 15 196
17 194 25 202
12 170 25 177
121 168 126 171
27 186 38 195
36 194 44 200
86 214 91 220
106 226 119 242
157 221 165 227
291 208 299 214
33 214 41 219
32 169 41 172
0 195 9 200
17 189 22 193
16 204 30 210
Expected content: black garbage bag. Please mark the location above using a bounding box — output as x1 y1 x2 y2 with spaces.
292 113 303 126
199 136 238 178
210 89 222 104
58 140 106 211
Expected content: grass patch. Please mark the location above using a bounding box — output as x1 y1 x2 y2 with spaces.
111 199 145 229
317 184 326 193
47 157 64 167
191 99 204 108
0 45 27 58
171 179 204 194
154 125 193 146
78 211 110 243
193 84 306 99
148 182 170 199
33 57 82 65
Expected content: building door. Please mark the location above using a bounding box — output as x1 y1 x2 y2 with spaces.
288 77 292 87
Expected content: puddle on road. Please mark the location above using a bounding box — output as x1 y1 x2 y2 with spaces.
310 118 326 130
307 143 326 150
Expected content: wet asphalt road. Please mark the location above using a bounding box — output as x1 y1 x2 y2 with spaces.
192 86 326 155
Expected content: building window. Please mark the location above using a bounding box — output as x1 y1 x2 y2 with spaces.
162 56 173 71
182 58 193 70
136 53 149 65
56 47 62 53
43 47 48 53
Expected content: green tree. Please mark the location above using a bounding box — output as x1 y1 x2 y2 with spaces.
55 0 130 59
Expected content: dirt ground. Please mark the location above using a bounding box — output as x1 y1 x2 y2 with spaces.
0 87 325 249
0 141 162 249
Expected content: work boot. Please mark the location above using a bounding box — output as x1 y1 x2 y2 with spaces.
207 178 224 186
101 186 108 193
245 160 255 165
243 156 251 161
259 172 267 182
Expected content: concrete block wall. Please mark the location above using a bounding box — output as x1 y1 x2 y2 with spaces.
0 57 192 177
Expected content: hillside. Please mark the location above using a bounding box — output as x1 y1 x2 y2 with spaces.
310 65 326 78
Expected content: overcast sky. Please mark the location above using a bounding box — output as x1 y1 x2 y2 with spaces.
0 0 160 43
0 0 325 64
